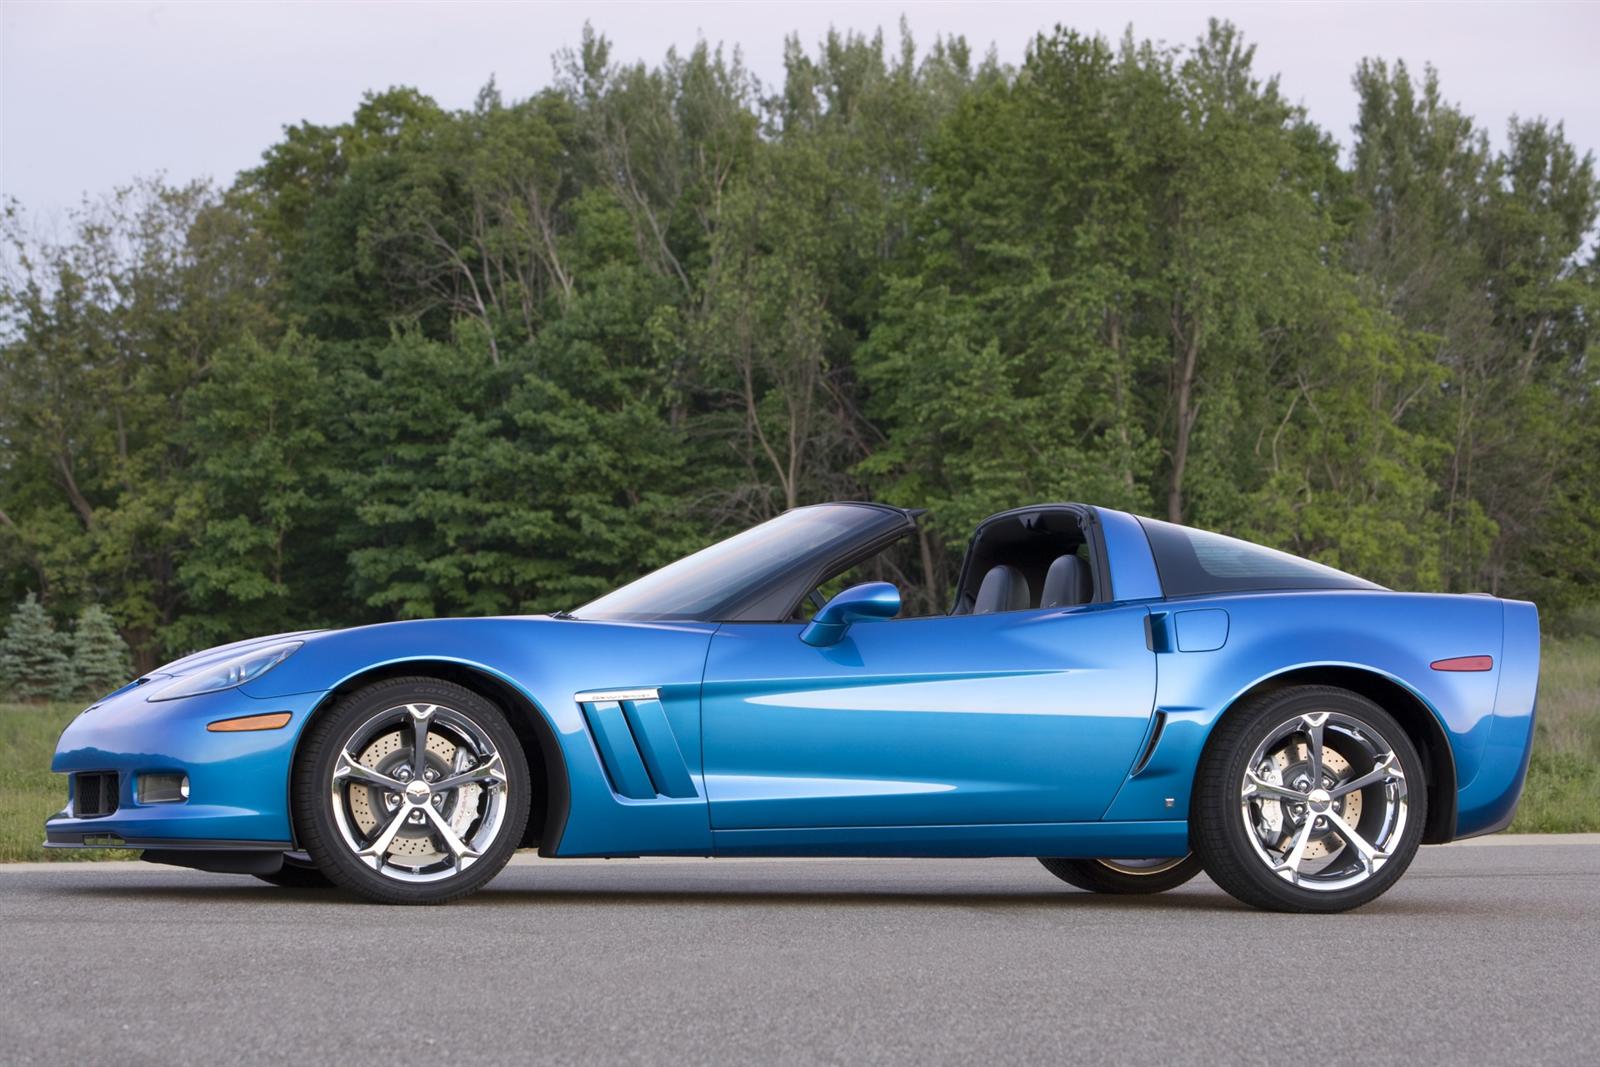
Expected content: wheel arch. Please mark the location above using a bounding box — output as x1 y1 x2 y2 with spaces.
1206 665 1457 844
286 659 569 854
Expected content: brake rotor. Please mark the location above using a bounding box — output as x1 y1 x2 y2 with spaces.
1253 742 1362 861
349 729 483 867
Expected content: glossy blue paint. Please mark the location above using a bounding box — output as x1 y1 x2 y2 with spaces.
581 700 658 800
48 684 323 845
800 581 901 646
1101 590 1514 832
712 820 1189 858
1174 609 1229 652
44 502 1539 863
702 603 1157 829
1092 506 1163 601
618 695 699 799
1456 598 1540 836
50 616 721 856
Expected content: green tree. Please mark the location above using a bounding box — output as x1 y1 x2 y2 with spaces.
0 179 275 666
860 23 1352 585
3 19 1597 642
1348 60 1599 602
858 29 1160 603
0 594 73 701
235 87 449 340
170 330 342 650
70 604 133 698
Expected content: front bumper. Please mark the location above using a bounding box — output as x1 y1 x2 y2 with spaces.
44 685 325 850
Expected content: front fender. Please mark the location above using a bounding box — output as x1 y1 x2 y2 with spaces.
243 616 719 857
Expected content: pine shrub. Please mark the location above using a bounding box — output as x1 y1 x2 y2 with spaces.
0 594 74 702
71 604 133 700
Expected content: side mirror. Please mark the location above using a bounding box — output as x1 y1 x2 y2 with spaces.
800 582 901 646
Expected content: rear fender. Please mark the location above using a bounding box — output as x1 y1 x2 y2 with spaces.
1101 591 1504 838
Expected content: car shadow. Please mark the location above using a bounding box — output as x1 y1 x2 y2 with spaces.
47 862 1565 918
454 884 1524 918
49 867 1232 909
56 880 1241 911
464 884 1238 912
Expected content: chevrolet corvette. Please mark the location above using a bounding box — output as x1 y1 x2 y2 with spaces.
45 502 1539 911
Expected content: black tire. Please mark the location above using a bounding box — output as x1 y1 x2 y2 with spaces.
253 851 333 889
1192 685 1426 913
1039 854 1204 895
293 676 531 905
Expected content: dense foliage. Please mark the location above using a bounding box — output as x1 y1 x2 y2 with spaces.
2 22 1596 670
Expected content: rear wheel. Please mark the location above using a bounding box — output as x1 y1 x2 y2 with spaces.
1039 854 1203 895
253 851 331 889
293 677 531 905
1192 685 1425 913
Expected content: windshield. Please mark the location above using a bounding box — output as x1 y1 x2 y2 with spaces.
575 503 907 622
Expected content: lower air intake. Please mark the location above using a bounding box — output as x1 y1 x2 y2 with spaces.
74 772 119 818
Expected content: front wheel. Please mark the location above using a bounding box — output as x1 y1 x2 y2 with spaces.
1192 685 1426 913
293 677 531 905
1039 854 1204 895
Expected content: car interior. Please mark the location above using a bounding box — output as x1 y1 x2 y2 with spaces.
949 507 1100 615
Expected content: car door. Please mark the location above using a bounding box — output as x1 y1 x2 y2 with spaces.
700 600 1156 830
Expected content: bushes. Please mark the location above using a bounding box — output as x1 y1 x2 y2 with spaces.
0 596 133 703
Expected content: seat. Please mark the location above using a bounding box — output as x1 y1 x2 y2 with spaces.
1040 554 1093 608
972 564 1031 613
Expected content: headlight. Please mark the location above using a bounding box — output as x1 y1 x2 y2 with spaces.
148 642 302 702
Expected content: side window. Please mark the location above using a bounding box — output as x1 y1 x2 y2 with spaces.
793 538 933 620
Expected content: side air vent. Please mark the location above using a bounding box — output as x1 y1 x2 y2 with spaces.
575 689 698 801
1130 712 1167 777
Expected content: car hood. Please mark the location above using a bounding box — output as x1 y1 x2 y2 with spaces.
148 629 328 679
131 613 719 706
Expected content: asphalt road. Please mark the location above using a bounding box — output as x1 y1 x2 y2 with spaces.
2 837 1596 1066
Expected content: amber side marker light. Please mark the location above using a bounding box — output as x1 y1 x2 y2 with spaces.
1431 656 1494 672
206 712 293 732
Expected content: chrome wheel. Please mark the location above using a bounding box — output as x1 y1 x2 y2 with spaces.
1239 710 1408 892
327 701 511 884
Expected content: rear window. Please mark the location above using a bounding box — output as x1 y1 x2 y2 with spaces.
1136 517 1382 597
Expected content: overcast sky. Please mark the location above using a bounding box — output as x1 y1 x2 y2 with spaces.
3 1 1598 222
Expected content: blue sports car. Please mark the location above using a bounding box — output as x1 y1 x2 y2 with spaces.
46 502 1539 912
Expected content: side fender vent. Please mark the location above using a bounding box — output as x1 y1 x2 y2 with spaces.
1131 712 1167 777
576 689 698 800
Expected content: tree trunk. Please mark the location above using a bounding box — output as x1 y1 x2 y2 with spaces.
1167 304 1201 524
1106 309 1135 493
54 452 96 530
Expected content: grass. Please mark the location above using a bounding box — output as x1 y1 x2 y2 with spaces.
1507 629 1600 832
0 702 131 862
3 636 1597 861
